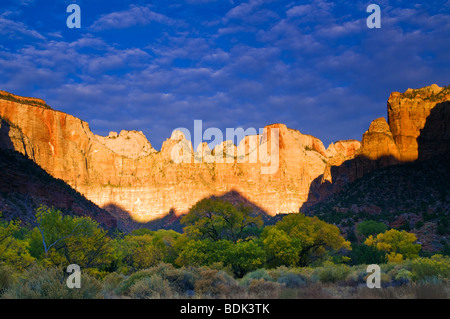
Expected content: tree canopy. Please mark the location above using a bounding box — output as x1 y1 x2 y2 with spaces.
364 229 421 262
181 198 263 242
356 220 387 238
262 213 351 266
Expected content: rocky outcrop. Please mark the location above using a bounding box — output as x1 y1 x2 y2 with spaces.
326 140 361 159
0 95 344 222
359 117 400 166
332 84 450 182
0 118 116 228
0 84 448 225
301 84 450 208
95 130 157 159
387 84 450 161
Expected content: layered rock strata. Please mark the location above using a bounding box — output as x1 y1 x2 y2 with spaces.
0 84 448 223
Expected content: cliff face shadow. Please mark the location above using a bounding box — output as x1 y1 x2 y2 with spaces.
204 189 273 223
301 100 450 213
0 132 116 229
103 203 183 233
301 154 400 211
0 119 14 150
417 101 450 161
104 188 273 233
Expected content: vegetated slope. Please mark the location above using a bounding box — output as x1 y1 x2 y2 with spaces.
0 90 52 109
303 156 450 253
0 148 117 229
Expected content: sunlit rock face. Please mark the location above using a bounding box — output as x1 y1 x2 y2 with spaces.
387 84 450 162
0 85 447 223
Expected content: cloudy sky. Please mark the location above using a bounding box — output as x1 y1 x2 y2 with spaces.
0 0 449 150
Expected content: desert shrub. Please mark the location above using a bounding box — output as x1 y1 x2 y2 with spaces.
117 269 154 295
128 275 174 299
101 272 126 297
240 269 273 286
267 266 298 278
394 269 413 284
117 264 199 297
296 267 315 281
2 265 102 299
357 280 448 299
154 266 197 295
294 282 331 299
193 268 238 298
411 255 450 281
268 267 306 288
247 279 283 298
344 266 368 287
414 281 448 299
135 263 197 295
314 263 351 283
380 262 402 273
0 264 16 296
276 272 306 288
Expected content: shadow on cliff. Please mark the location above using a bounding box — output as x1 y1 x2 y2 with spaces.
103 189 275 233
417 101 450 161
205 189 275 224
0 125 117 229
102 203 183 233
300 101 450 213
0 118 14 150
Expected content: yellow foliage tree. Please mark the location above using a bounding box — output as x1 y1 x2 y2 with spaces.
364 229 421 262
264 214 351 266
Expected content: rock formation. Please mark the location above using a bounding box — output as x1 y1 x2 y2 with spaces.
0 84 448 225
0 117 116 228
303 84 450 208
95 130 157 159
387 84 450 161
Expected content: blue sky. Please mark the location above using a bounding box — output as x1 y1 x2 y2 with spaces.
0 0 449 150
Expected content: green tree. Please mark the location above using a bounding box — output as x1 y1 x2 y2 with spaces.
28 206 113 271
175 238 210 267
114 230 180 272
364 229 421 262
174 237 231 267
123 235 164 271
261 227 301 267
225 239 265 277
356 220 387 238
0 216 34 270
264 213 351 266
349 244 387 265
151 229 181 264
181 198 263 242
175 236 265 277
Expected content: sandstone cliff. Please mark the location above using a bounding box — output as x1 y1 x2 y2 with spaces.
0 95 354 224
301 84 450 208
0 117 116 228
387 84 450 161
0 84 448 226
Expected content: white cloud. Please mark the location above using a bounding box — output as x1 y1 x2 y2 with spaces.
90 5 181 31
0 16 45 40
224 0 265 21
286 5 312 18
